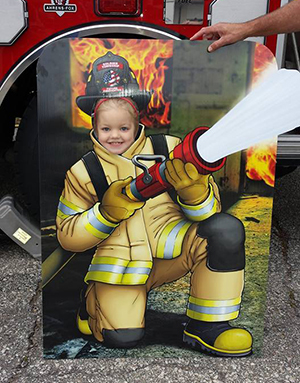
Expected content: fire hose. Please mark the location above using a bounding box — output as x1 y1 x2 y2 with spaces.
125 127 225 202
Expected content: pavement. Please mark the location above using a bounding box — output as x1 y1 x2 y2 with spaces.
0 165 300 383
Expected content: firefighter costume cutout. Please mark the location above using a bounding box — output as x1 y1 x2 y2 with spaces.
56 52 252 357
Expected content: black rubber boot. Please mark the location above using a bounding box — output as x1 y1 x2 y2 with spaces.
183 319 252 357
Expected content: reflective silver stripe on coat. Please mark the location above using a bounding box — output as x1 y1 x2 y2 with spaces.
188 302 241 315
57 201 78 216
87 209 114 234
164 220 189 259
88 264 152 275
181 195 215 218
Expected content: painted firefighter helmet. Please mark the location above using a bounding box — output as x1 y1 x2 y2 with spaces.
76 51 152 116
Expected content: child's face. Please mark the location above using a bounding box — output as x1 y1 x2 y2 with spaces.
95 106 137 154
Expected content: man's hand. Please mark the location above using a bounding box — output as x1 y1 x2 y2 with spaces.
191 1 300 52
190 22 249 52
165 159 210 205
100 177 145 223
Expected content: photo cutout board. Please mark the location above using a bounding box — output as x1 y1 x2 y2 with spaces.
38 39 278 359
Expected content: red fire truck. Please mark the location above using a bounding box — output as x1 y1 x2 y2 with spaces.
0 0 298 258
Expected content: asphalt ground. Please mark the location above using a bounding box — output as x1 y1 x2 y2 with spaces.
0 164 300 382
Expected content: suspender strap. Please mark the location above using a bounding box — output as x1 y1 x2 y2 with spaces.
149 134 178 204
149 134 169 163
82 151 108 202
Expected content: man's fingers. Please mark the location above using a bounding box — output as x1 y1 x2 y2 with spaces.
190 26 220 41
202 32 215 40
208 38 227 52
191 27 225 52
190 23 236 52
207 43 216 52
190 29 206 40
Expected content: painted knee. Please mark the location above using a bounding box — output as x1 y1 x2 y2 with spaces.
102 328 145 348
197 213 245 272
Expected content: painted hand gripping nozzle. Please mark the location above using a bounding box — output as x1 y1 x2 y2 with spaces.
55 51 252 357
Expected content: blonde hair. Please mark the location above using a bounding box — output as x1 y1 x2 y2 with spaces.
94 98 139 130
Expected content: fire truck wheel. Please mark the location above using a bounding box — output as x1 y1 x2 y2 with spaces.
14 96 40 221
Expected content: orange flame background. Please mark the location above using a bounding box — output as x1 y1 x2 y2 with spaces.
70 39 173 129
251 43 277 86
246 43 278 187
246 141 277 187
70 39 278 188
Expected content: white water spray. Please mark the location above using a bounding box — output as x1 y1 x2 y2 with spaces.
197 69 300 163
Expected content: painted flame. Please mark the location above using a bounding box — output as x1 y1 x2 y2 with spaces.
70 39 173 129
246 43 278 187
251 43 277 87
246 142 277 187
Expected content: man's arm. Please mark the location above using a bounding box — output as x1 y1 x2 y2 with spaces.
191 0 300 52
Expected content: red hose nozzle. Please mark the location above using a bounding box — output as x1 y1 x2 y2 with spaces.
126 127 226 201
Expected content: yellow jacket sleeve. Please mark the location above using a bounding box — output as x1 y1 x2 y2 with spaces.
56 160 119 252
177 175 222 222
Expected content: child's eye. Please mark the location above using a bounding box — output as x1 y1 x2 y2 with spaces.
101 127 110 132
121 127 129 131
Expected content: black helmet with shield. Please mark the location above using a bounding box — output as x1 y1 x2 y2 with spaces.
76 51 152 118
